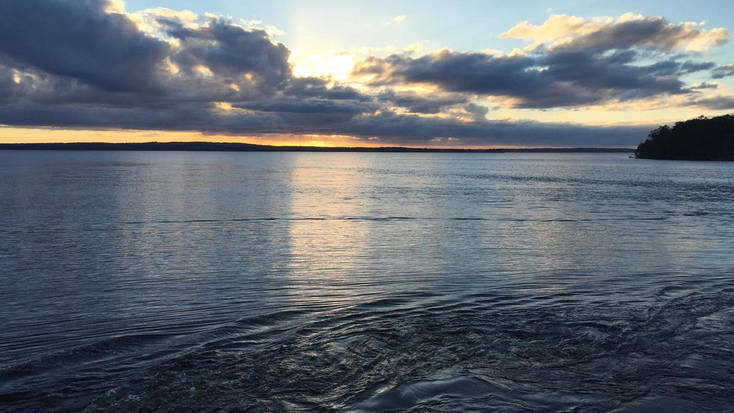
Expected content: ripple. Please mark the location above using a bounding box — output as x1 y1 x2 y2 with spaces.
4 152 734 411
348 376 513 411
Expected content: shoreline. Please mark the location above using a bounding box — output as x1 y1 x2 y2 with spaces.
0 142 634 153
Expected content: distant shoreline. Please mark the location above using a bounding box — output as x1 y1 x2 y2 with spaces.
0 142 633 153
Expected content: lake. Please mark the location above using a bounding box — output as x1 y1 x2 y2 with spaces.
2 151 734 412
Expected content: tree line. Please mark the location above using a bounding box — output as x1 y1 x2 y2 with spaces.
636 114 734 160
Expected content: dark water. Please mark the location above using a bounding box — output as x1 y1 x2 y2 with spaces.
2 151 734 412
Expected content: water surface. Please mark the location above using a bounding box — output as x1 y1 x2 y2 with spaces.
1 151 734 412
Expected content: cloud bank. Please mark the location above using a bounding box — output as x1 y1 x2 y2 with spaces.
0 1 732 147
354 14 731 109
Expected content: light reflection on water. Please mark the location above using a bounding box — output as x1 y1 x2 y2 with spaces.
1 151 734 411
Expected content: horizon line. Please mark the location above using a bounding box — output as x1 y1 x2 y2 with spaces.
0 142 635 153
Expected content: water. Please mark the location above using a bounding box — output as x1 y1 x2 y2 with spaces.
1 151 734 412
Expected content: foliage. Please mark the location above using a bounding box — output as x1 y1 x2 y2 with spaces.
635 114 734 160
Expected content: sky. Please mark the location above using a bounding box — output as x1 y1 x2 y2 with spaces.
1 0 733 147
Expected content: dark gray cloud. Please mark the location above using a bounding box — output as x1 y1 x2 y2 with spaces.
377 90 469 113
692 96 734 110
354 47 716 108
0 102 649 147
284 77 366 100
712 64 734 78
464 103 489 121
689 82 718 90
680 60 716 73
0 66 21 103
161 17 291 89
233 97 376 128
235 99 370 115
646 59 716 76
0 0 170 92
333 111 649 147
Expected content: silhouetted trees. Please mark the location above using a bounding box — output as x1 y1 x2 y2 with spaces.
635 114 734 160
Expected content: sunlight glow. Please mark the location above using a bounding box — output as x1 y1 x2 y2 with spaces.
215 102 234 111
292 52 356 80
194 65 213 76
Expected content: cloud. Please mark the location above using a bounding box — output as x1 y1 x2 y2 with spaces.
0 66 20 103
464 103 489 121
353 48 694 108
692 95 734 110
0 95 651 147
158 16 292 89
284 77 366 100
501 13 728 52
352 13 731 110
376 90 469 113
689 82 718 90
679 60 716 74
0 2 730 148
0 0 170 92
331 111 649 147
712 64 734 78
